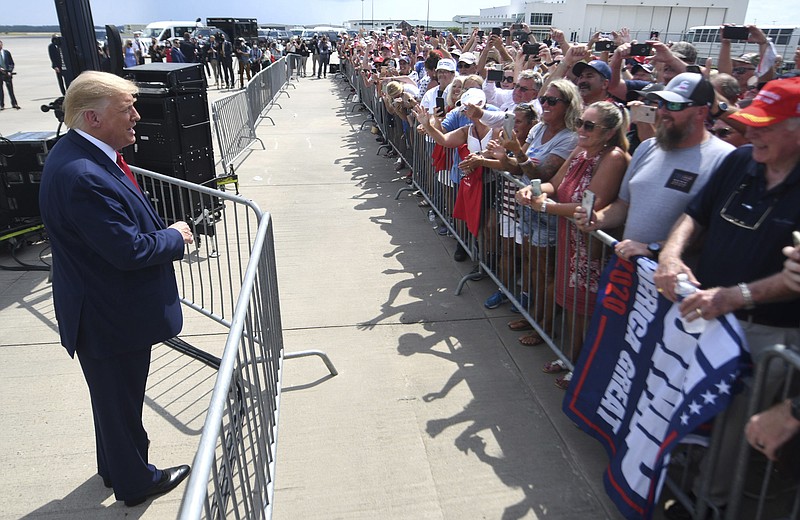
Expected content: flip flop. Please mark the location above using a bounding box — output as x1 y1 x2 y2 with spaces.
508 319 533 331
542 359 568 374
518 331 545 346
555 371 573 390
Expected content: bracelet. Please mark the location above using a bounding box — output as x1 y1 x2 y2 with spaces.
540 200 548 213
544 61 556 67
738 282 756 310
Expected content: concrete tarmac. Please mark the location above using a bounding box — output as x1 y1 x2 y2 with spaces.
0 35 624 519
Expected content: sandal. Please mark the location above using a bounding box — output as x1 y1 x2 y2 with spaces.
507 319 533 331
542 359 568 374
519 331 545 347
555 371 573 390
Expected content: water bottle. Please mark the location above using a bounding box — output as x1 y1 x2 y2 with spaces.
428 209 436 222
674 273 706 334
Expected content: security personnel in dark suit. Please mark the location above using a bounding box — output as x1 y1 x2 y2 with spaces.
48 34 66 95
0 39 19 109
39 71 193 507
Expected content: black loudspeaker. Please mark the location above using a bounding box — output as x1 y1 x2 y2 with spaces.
120 63 220 234
54 0 101 87
125 63 206 93
132 93 213 159
0 132 61 220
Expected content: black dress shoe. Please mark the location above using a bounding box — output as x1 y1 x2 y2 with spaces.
454 244 468 262
124 464 191 507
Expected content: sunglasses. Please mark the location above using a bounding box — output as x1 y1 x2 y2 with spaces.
502 76 515 82
647 99 697 112
711 127 734 138
732 67 755 74
540 96 565 106
575 118 607 131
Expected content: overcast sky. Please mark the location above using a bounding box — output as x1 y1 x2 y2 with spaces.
4 0 800 29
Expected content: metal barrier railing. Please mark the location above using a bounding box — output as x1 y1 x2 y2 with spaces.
726 345 800 520
344 55 799 517
130 165 337 519
343 60 616 367
211 58 291 174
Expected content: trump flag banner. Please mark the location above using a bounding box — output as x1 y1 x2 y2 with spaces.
563 256 749 519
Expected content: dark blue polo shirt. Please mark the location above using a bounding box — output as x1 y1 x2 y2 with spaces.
686 145 800 328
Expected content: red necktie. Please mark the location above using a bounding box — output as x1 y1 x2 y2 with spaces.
116 152 141 192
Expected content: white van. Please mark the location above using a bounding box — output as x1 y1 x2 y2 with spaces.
144 21 201 42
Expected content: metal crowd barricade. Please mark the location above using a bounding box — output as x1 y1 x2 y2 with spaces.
130 165 337 519
725 345 800 520
211 58 291 174
664 345 800 520
340 66 617 368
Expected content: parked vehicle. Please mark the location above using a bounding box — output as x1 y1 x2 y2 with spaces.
144 20 200 42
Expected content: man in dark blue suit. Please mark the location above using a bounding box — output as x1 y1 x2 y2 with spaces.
39 71 193 507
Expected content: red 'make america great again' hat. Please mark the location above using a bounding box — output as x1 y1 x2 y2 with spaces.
729 77 800 127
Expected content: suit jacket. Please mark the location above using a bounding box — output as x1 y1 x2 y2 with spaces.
0 49 14 75
48 42 63 70
39 130 185 358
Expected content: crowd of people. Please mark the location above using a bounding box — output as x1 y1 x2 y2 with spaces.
337 23 800 518
38 30 327 94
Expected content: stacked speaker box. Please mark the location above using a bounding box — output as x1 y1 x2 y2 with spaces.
122 63 219 230
0 132 61 229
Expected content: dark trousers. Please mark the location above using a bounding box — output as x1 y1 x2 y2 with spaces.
317 55 330 77
55 70 66 95
0 75 18 107
221 59 234 88
77 346 158 501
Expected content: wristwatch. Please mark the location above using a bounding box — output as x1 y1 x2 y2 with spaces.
711 101 729 118
647 242 662 259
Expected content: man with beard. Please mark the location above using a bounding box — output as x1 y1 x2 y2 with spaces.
574 73 734 262
654 76 800 519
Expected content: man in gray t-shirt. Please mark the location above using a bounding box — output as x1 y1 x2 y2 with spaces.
575 73 735 261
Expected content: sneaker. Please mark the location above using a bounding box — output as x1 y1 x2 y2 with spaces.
510 292 529 314
484 290 508 309
437 226 451 236
454 244 468 262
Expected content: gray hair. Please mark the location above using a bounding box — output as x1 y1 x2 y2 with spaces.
518 69 544 90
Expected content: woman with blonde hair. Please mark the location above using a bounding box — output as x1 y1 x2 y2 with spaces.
516 100 630 389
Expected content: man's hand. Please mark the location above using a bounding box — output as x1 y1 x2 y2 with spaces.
564 44 589 66
613 27 632 45
782 244 800 292
746 399 800 461
169 221 194 244
677 286 741 322
654 255 697 302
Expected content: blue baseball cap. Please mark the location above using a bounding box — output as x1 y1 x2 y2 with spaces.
572 59 612 80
